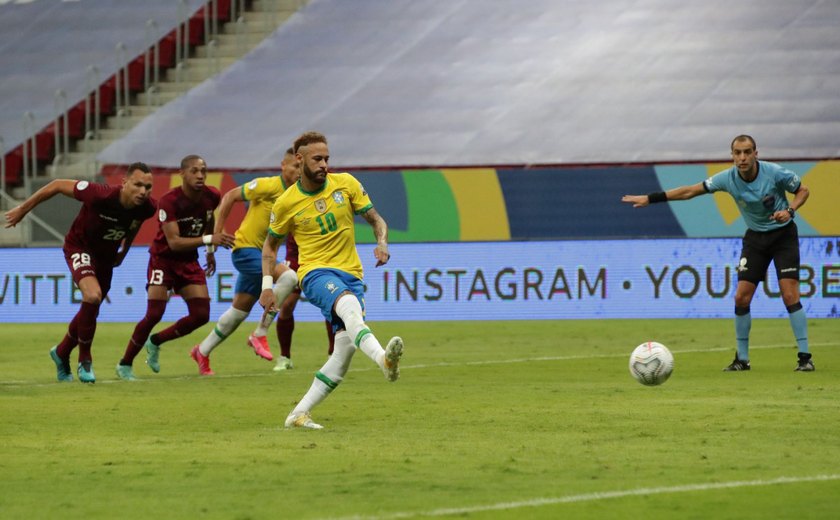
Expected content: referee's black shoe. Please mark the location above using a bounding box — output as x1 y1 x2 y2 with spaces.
795 352 815 372
723 356 751 371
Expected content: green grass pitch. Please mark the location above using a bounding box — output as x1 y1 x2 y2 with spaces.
1 318 839 519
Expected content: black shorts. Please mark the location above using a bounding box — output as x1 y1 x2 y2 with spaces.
737 221 800 285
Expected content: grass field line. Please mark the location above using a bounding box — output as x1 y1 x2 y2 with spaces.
348 340 838 373
2 341 836 389
328 473 840 519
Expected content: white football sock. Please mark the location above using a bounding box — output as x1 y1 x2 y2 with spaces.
255 269 297 336
291 331 355 415
199 307 249 356
334 294 385 368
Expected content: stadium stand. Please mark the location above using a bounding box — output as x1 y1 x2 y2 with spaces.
96 0 840 170
0 1 186 186
2 0 839 246
0 0 298 188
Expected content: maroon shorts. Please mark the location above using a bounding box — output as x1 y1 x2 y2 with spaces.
146 254 206 292
63 248 114 296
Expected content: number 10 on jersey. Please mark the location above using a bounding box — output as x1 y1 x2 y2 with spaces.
315 212 337 234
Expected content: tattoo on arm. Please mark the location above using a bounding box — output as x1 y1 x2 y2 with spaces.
362 208 388 243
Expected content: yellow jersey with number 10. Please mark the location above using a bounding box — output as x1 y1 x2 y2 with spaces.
267 172 373 282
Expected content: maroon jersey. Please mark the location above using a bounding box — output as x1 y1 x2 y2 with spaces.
64 180 156 261
149 185 221 261
284 233 299 269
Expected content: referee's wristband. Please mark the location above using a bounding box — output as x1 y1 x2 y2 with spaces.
261 275 274 291
202 234 213 245
647 191 667 204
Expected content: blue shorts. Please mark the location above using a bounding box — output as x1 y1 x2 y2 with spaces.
232 247 278 297
301 268 365 331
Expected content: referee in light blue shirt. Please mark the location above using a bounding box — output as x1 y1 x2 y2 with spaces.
622 135 813 372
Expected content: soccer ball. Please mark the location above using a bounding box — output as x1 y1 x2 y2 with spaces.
629 341 674 386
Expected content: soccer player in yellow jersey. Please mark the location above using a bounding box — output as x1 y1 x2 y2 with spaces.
260 131 403 430
190 149 301 374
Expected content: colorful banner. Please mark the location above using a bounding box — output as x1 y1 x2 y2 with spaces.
2 238 838 323
99 160 840 245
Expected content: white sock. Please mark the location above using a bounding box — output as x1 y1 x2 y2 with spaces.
199 307 248 356
256 270 297 336
334 294 385 368
291 332 355 415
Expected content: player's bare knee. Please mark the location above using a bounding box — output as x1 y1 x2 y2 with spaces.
231 293 257 313
734 293 753 308
778 280 800 307
734 283 756 308
81 293 103 305
781 293 800 307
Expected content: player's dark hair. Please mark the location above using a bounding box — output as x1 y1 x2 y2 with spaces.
730 134 756 151
126 162 151 175
293 131 327 154
180 154 204 170
285 147 294 155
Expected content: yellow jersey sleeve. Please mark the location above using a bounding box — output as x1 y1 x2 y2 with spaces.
233 176 285 250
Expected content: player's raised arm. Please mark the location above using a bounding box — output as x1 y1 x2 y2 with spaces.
361 207 390 267
621 182 707 208
4 179 77 228
214 185 245 234
259 232 284 312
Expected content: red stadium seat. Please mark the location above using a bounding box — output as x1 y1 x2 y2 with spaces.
1 0 243 182
28 128 55 162
0 0 239 173
216 0 232 23
2 148 24 187
126 56 147 92
157 34 177 69
99 79 117 116
183 13 207 47
64 103 86 139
